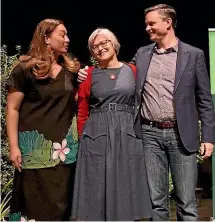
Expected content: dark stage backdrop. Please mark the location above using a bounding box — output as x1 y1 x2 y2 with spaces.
2 0 215 69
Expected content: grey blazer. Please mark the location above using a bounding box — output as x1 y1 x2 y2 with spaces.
132 41 215 152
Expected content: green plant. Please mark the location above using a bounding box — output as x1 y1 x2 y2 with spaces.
0 179 13 221
90 56 99 66
1 45 21 189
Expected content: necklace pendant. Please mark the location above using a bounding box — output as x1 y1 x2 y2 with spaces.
110 74 116 80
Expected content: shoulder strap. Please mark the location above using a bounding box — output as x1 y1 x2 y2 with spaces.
122 62 136 79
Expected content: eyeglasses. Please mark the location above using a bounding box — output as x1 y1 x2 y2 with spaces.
91 40 111 52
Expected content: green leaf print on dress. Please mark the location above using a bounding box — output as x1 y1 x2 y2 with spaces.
19 115 78 169
8 212 21 221
65 115 78 164
9 212 35 222
19 130 60 169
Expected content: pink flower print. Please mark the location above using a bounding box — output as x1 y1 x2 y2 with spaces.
52 139 70 162
21 217 35 222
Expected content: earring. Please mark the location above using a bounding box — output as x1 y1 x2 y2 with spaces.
47 44 52 56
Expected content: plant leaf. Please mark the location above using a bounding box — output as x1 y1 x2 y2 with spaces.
1 178 13 193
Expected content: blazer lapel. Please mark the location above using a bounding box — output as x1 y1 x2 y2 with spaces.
174 41 190 92
140 46 154 88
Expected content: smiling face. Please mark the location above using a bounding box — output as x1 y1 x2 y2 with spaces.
45 24 69 55
91 34 116 62
145 10 172 43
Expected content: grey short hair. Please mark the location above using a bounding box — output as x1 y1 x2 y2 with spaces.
88 28 121 55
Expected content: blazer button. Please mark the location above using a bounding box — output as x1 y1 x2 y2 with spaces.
137 105 140 110
139 89 142 93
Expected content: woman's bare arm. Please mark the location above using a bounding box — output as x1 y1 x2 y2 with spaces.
6 87 25 171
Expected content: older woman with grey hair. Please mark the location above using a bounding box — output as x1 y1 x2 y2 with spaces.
71 28 152 221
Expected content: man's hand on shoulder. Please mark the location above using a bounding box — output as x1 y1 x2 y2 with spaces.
78 66 89 83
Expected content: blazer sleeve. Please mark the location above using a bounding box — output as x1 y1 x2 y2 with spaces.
77 68 92 138
130 52 138 65
195 50 215 143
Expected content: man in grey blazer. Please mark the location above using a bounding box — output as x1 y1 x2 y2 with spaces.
132 4 215 221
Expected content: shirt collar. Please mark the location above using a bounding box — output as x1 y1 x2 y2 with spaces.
153 39 179 54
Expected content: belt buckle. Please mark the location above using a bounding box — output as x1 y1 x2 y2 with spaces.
108 103 117 111
161 121 171 128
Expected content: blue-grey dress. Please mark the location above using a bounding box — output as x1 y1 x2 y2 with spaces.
72 64 152 221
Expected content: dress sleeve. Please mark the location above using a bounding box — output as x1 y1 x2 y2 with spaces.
77 68 92 138
6 63 29 94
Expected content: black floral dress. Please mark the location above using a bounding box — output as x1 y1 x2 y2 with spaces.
6 63 78 221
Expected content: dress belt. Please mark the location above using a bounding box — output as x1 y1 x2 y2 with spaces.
90 103 134 114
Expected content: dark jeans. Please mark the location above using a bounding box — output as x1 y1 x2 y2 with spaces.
142 124 198 221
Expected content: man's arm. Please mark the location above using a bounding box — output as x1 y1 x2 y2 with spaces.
195 50 215 157
129 52 138 65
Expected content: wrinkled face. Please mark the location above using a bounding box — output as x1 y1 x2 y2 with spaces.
145 11 171 42
91 34 116 62
45 24 69 54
